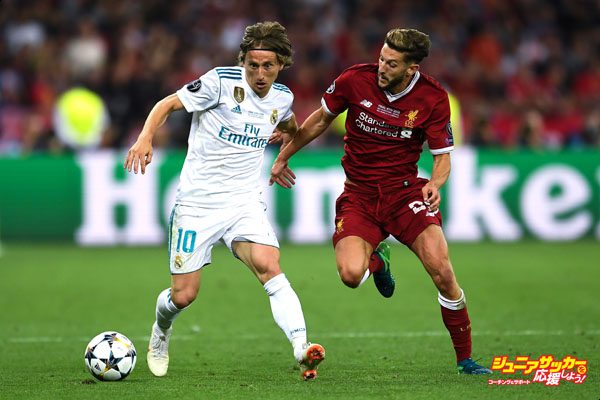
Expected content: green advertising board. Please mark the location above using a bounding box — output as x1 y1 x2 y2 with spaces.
0 148 598 243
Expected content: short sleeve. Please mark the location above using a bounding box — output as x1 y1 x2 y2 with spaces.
176 69 220 112
280 92 294 122
321 70 351 116
425 94 454 154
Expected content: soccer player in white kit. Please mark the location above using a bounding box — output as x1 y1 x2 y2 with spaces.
124 21 324 381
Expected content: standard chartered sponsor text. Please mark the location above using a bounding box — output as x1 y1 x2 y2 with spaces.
355 112 399 137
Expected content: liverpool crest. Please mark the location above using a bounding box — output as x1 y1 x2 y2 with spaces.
336 218 344 234
234 86 245 103
405 110 419 128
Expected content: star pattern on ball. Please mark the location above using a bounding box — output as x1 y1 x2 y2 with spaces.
84 331 137 381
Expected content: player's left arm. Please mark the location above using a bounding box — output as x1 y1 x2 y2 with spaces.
422 152 450 212
422 91 453 212
270 107 336 188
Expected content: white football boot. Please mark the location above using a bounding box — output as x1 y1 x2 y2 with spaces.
296 342 325 380
147 322 172 377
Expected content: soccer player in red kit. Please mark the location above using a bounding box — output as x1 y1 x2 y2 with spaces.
270 28 492 374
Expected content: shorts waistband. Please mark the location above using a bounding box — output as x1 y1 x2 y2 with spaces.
344 177 419 195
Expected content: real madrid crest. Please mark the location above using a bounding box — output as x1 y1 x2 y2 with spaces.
174 255 183 269
233 86 245 103
270 109 278 125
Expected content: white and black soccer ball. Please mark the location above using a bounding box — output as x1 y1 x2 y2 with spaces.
84 331 137 381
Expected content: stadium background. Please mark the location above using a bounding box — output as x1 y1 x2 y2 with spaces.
0 1 598 399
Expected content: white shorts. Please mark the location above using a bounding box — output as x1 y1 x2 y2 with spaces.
167 202 279 274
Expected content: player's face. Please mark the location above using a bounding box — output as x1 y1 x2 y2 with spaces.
243 50 284 98
377 44 419 93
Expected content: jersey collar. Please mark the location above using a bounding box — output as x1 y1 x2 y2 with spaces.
384 71 420 102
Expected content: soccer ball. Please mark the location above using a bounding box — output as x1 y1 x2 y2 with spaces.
84 331 137 381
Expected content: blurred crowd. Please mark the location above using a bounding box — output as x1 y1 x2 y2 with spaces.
1 0 600 155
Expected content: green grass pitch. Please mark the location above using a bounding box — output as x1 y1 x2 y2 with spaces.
0 241 598 399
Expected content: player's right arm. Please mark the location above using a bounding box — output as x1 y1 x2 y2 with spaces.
124 94 184 174
269 106 336 188
271 68 351 187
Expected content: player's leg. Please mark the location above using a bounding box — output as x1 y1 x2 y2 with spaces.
410 225 460 299
334 235 372 288
333 189 394 297
334 236 394 297
233 241 302 346
148 271 200 377
155 271 201 333
148 205 216 377
384 179 489 373
233 241 325 380
410 225 491 374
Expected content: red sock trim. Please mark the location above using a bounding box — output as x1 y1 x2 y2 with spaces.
368 252 383 273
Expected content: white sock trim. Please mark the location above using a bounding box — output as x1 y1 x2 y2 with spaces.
358 270 370 286
263 273 289 295
156 288 184 330
438 289 466 310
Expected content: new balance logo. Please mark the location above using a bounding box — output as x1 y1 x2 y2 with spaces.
231 105 242 114
360 99 372 108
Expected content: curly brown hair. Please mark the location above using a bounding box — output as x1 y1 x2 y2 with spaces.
238 21 293 68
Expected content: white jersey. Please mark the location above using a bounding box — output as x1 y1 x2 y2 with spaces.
175 66 293 208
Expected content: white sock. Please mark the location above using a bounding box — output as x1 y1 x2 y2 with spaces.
155 288 183 331
263 274 307 358
438 289 466 310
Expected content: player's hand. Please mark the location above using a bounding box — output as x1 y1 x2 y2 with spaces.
269 157 296 188
268 129 293 150
124 136 153 174
422 181 441 212
268 129 284 144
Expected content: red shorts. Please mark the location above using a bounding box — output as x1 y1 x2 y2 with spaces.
332 178 443 250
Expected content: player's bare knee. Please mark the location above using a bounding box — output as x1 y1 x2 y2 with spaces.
341 275 361 289
254 259 282 283
259 269 282 284
336 252 369 289
171 288 197 308
338 268 362 288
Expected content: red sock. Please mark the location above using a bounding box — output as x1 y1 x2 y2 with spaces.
440 305 472 362
368 252 383 273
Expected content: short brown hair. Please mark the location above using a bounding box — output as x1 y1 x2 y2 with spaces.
385 28 431 64
238 21 293 68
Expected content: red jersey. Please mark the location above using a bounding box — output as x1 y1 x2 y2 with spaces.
322 63 453 189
